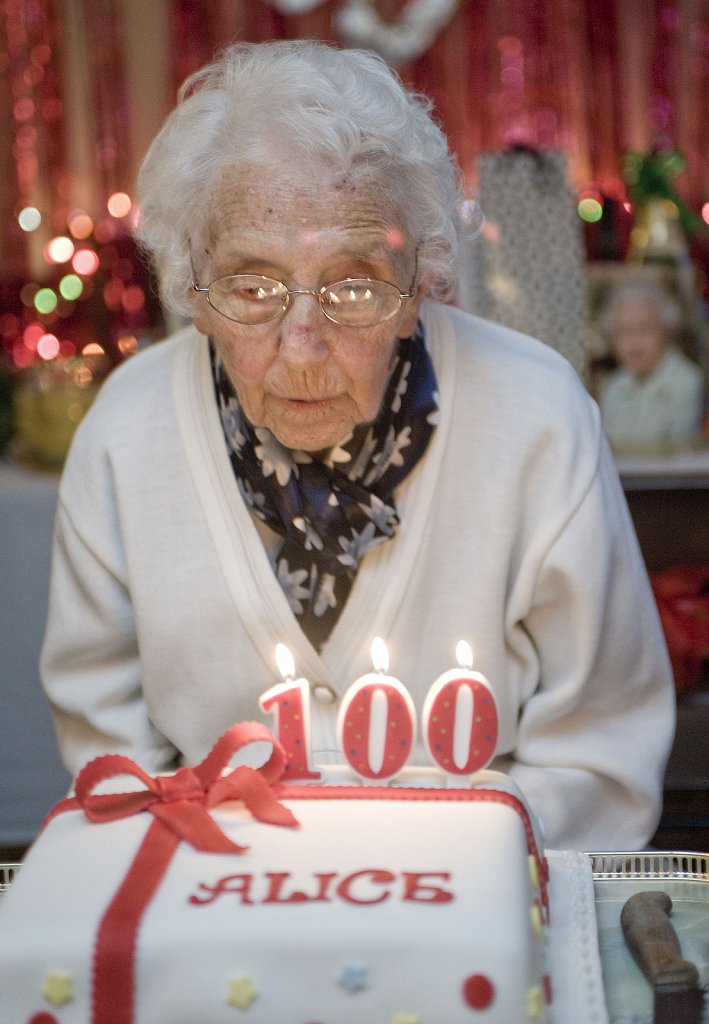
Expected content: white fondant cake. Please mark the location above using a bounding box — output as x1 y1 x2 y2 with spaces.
0 771 551 1023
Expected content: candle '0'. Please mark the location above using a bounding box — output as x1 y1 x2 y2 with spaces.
336 637 417 782
259 644 322 781
422 640 498 776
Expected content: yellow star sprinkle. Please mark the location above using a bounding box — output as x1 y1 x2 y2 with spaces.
226 975 259 1009
392 1014 421 1024
41 970 74 1007
527 984 546 1020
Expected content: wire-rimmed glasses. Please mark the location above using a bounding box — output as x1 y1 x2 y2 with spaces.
192 268 416 328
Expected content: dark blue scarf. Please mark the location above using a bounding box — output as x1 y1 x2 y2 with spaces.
211 326 438 650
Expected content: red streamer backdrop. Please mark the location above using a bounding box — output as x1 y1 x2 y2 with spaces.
1 0 708 371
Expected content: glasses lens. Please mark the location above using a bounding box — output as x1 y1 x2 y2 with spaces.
208 275 287 324
321 279 402 326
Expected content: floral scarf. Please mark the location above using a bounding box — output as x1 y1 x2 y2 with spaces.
211 327 439 650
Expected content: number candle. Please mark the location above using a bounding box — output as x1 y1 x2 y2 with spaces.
337 637 417 782
422 641 498 777
259 644 322 781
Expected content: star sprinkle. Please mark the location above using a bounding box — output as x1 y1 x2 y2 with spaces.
391 1013 421 1024
40 970 74 1008
226 975 259 1009
527 984 546 1020
337 961 369 993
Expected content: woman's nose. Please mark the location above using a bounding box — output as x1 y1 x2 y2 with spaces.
277 292 329 365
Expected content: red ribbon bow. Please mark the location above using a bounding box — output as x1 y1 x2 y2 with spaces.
69 719 297 853
45 721 298 1024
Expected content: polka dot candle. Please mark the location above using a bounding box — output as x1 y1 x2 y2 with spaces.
422 641 498 778
336 638 417 782
259 644 322 781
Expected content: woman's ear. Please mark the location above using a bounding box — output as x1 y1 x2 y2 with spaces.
397 283 426 338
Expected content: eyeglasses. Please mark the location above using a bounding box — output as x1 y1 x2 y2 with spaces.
192 268 416 328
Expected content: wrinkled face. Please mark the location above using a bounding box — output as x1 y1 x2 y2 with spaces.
191 163 423 452
610 299 669 380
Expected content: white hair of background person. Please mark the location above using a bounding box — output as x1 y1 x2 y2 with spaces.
134 39 464 318
598 278 686 343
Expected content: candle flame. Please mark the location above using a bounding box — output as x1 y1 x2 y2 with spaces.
456 640 474 670
275 643 296 681
370 636 389 674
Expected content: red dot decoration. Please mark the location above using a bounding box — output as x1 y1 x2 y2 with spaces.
28 1014 60 1024
463 973 495 1010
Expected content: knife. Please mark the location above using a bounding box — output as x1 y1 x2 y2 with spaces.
620 889 705 1024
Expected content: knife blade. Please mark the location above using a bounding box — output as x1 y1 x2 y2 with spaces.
620 889 705 1024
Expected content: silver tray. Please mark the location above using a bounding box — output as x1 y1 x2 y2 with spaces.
589 852 709 1024
0 863 19 894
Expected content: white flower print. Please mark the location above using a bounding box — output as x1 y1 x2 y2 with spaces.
276 558 312 615
321 437 353 470
427 390 441 426
239 479 268 519
254 429 311 486
358 493 397 536
364 425 412 485
292 516 325 552
347 428 379 482
337 521 379 567
391 359 412 413
313 573 338 617
221 398 247 455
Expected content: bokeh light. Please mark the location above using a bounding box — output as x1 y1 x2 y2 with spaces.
34 287 58 314
122 284 145 313
577 197 603 223
59 274 84 300
118 334 138 356
107 191 132 218
37 333 60 360
702 202 709 225
18 206 42 232
82 342 105 357
23 323 44 350
68 210 94 239
20 282 39 307
72 248 100 275
45 235 75 263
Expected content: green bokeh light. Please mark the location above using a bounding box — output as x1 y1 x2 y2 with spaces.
59 274 84 301
33 287 58 314
577 197 603 223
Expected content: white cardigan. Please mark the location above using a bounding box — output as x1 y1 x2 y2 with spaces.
41 301 675 849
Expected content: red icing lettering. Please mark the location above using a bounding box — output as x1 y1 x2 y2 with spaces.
189 874 255 905
189 869 457 906
402 871 454 903
335 869 395 905
263 872 338 903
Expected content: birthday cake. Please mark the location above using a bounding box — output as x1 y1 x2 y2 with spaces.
0 722 555 1024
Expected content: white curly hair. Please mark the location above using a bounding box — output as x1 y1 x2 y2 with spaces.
134 40 464 318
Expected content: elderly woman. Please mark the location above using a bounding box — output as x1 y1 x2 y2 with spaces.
598 278 705 454
40 41 674 850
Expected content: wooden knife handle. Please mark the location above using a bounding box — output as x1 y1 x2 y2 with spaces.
621 890 700 993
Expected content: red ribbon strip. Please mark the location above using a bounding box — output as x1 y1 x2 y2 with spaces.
46 721 298 1024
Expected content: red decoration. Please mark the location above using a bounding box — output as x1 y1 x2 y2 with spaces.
260 679 322 780
423 675 498 775
462 973 495 1010
43 721 298 1024
338 679 416 780
28 1015 59 1024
